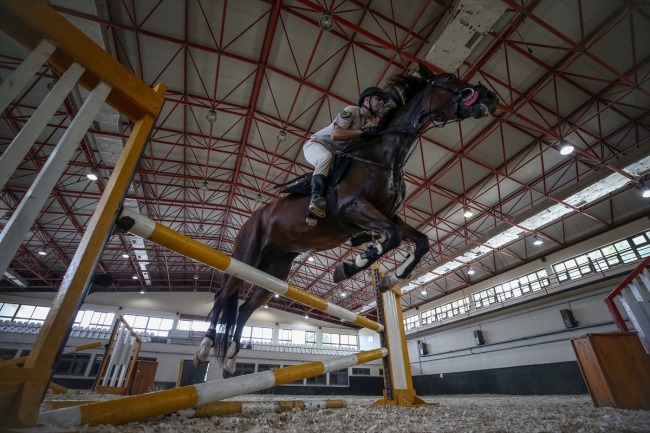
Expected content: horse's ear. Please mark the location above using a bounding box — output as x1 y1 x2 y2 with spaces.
418 62 435 80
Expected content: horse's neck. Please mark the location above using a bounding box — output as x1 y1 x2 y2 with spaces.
356 103 422 168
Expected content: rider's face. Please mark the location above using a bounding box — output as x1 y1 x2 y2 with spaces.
366 95 384 114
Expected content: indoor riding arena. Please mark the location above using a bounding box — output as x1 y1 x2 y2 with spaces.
2 0 650 432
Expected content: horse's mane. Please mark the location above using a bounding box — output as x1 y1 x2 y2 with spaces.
377 72 429 130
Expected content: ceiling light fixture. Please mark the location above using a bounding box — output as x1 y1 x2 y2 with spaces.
468 267 475 275
140 289 145 294
274 294 279 297
201 180 209 191
277 129 287 142
197 224 204 234
206 107 217 123
304 314 309 319
533 234 543 245
122 253 129 258
642 186 650 198
264 304 268 308
421 290 427 295
463 206 473 218
194 273 199 280
38 250 47 256
1 210 13 220
319 11 334 31
341 292 347 297
559 140 574 155
308 254 315 262
132 273 138 279
256 192 262 203
86 168 99 181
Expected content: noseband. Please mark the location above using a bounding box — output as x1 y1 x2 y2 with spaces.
414 74 485 131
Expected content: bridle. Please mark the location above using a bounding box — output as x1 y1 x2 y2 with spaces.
414 73 485 131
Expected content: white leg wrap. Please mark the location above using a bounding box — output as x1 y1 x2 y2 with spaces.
196 337 213 363
355 244 383 268
396 254 415 278
223 341 238 375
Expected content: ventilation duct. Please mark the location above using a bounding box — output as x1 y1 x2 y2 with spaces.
423 0 508 72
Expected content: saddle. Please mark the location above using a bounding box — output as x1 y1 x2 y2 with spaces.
275 155 351 196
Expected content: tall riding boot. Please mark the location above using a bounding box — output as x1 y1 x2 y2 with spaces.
307 174 327 224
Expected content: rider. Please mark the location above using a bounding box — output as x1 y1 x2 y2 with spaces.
302 87 390 225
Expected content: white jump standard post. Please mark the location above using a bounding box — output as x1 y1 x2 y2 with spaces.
370 264 436 407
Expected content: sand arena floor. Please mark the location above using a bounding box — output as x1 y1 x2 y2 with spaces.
43 391 650 432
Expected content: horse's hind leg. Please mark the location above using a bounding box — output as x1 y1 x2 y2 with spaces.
222 253 296 378
333 198 403 283
194 221 265 367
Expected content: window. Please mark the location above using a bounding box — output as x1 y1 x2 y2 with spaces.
278 329 315 345
0 349 18 360
279 329 292 343
553 231 650 283
54 353 91 376
306 374 327 385
177 320 210 332
329 369 348 385
352 368 370 375
473 269 549 310
122 314 174 336
74 310 115 331
0 303 50 324
403 315 419 331
241 326 273 342
322 333 357 349
257 364 280 372
89 355 104 377
234 363 255 377
421 296 472 325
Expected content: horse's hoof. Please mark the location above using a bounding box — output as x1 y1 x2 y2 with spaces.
333 263 348 283
306 215 318 226
378 273 400 293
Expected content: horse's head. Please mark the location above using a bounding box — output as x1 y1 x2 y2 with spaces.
417 63 498 123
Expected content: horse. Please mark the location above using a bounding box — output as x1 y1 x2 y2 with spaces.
194 63 499 376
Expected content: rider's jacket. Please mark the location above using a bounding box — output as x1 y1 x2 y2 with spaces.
309 105 375 151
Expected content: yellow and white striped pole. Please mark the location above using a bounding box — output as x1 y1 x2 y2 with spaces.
38 348 386 428
116 207 383 332
178 399 345 418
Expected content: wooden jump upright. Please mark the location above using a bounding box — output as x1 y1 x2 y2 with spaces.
0 0 166 427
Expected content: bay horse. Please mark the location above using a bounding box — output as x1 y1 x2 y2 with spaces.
194 63 498 375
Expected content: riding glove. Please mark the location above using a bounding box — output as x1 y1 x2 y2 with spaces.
360 126 381 139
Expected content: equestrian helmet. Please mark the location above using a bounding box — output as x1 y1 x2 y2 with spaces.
358 87 390 106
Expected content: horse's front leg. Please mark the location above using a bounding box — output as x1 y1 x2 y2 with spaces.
377 215 430 292
333 199 403 283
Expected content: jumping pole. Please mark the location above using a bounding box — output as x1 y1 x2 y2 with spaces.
37 348 387 428
115 207 383 332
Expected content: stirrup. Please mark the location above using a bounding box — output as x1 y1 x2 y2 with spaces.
309 195 326 218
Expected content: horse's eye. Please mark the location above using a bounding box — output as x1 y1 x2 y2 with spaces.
445 74 456 81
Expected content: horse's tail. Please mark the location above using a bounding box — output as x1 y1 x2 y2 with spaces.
213 274 238 363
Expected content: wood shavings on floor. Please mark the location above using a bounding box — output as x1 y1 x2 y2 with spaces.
43 391 650 432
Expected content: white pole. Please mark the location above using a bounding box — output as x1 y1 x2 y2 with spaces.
116 335 136 387
109 331 129 387
0 39 55 114
0 62 86 190
102 323 125 386
0 81 111 274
